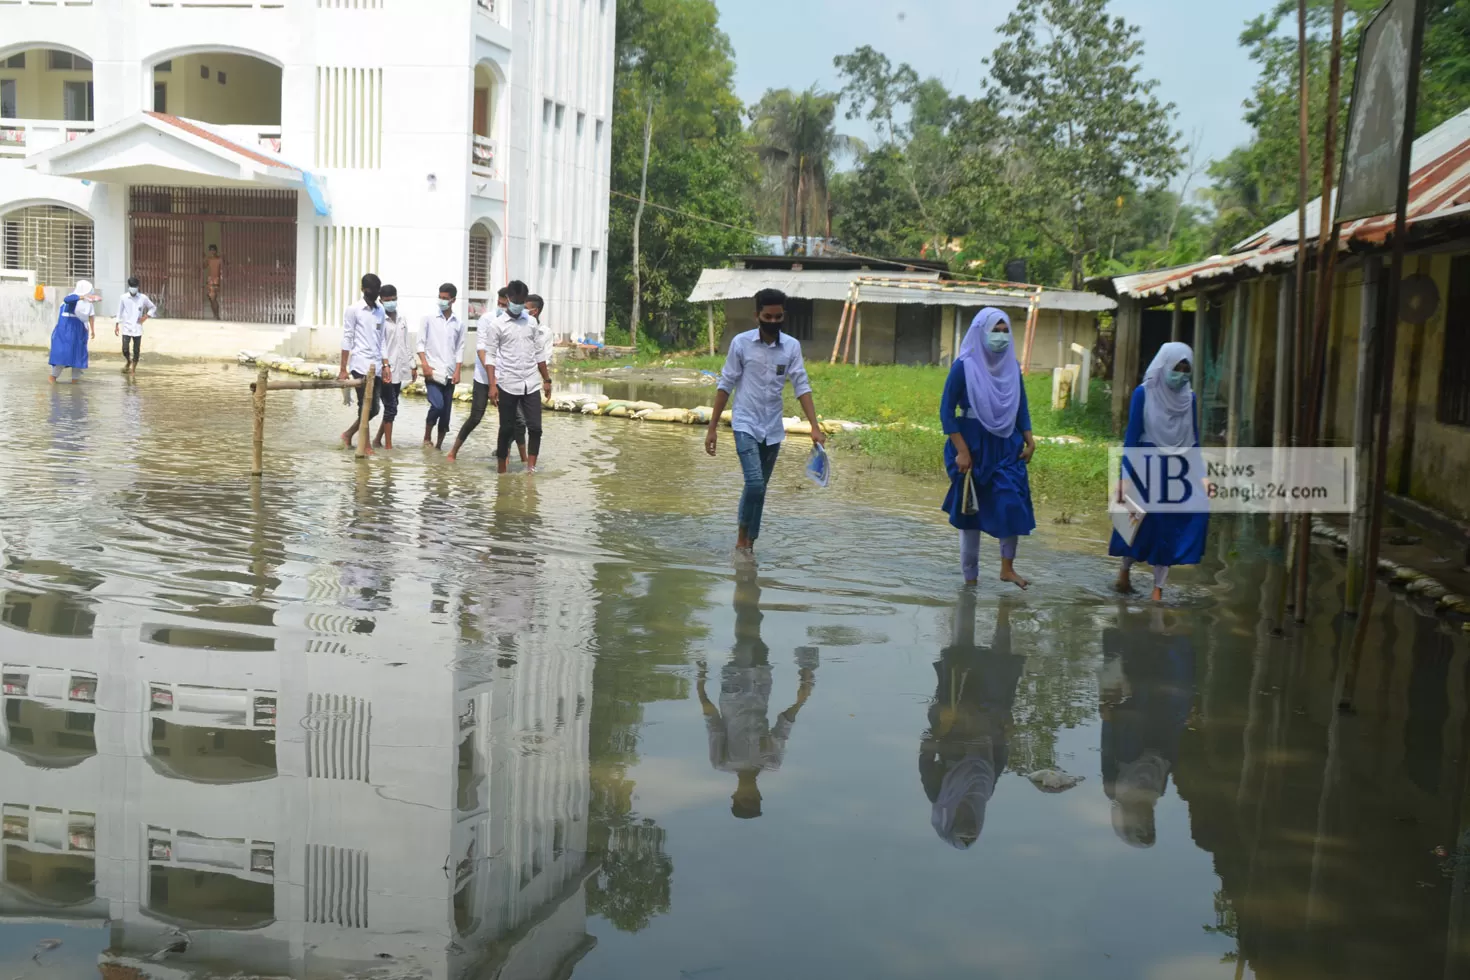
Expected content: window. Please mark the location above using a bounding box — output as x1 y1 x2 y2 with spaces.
554 104 565 129
576 112 585 138
217 71 227 85
571 247 580 272
200 65 211 79
538 242 550 270
1438 253 1470 427
551 245 560 269
468 232 490 292
3 221 19 269
785 298 815 341
590 250 599 274
4 53 25 70
542 99 552 127
62 81 93 122
0 80 15 119
48 51 90 71
153 83 167 114
594 120 603 144
154 60 171 73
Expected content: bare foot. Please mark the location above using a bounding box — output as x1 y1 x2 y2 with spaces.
1114 574 1135 594
340 433 354 450
446 451 458 462
48 375 57 384
1151 587 1164 602
964 579 978 587
1000 568 1029 590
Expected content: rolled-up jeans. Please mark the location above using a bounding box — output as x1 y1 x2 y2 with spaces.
733 430 781 541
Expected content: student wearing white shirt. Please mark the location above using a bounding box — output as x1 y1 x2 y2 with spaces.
447 286 507 462
483 279 551 473
371 284 415 450
337 272 392 453
417 282 465 450
705 287 826 553
114 276 157 372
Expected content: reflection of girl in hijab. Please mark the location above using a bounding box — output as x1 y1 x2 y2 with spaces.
920 592 1025 849
1099 608 1195 848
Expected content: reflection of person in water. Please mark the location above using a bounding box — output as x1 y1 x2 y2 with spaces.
698 568 817 819
920 592 1024 849
1099 608 1196 848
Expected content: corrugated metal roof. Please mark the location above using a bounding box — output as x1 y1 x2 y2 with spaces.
1097 105 1470 301
688 267 1116 312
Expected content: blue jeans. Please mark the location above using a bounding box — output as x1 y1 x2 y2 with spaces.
425 380 455 434
734 431 781 541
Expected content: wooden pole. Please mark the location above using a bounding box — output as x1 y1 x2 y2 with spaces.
251 378 364 392
1292 0 1346 624
1171 295 1182 342
1226 284 1248 449
831 283 856 364
1286 0 1312 615
842 295 860 364
1345 255 1382 616
854 304 864 367
251 365 268 478
1019 292 1040 374
707 302 716 356
355 363 376 459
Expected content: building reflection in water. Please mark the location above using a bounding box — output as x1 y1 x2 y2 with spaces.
0 561 598 978
1098 607 1195 848
699 567 817 820
919 591 1024 850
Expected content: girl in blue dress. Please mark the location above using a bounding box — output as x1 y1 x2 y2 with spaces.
1109 341 1209 600
941 308 1037 589
48 280 95 383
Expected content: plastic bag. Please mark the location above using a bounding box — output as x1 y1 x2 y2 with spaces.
961 471 980 515
804 444 831 488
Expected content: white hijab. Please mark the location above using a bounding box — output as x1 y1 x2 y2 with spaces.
1141 341 1195 450
931 753 995 849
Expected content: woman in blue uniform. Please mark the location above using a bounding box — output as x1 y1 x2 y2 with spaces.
48 281 94 383
1109 341 1209 600
941 308 1037 589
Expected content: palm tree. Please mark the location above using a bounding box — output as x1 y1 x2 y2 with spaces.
749 87 863 252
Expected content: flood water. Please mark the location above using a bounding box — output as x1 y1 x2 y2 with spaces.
1 349 1468 979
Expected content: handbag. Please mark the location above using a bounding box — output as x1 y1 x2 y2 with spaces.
961 470 980 516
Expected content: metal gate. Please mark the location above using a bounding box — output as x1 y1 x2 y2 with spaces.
129 187 296 324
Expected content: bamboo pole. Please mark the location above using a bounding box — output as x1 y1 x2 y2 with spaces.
1293 0 1346 625
1345 255 1382 616
706 302 716 356
250 378 365 392
1019 292 1040 374
355 364 376 459
1284 0 1312 617
830 284 856 363
842 296 860 364
854 305 864 367
251 365 268 478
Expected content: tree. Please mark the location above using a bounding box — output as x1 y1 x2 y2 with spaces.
608 0 756 345
985 0 1182 288
747 88 861 251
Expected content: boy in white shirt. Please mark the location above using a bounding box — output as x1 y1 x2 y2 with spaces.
115 276 157 372
372 283 415 450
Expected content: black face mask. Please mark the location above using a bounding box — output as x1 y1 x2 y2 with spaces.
759 319 784 334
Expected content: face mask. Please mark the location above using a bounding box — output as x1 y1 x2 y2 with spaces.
438 298 452 312
507 302 525 317
128 287 138 295
985 331 1011 353
382 300 398 313
760 319 784 333
1166 370 1189 390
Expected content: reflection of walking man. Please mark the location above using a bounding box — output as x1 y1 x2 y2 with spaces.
698 568 817 819
204 245 223 319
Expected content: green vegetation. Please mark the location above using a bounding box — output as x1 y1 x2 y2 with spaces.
565 357 1115 512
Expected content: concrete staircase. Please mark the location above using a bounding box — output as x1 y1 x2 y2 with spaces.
113 318 303 360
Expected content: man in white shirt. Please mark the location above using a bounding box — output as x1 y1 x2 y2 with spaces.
337 272 392 453
372 283 415 450
417 281 465 450
483 279 552 473
447 286 508 462
115 276 156 372
705 287 826 553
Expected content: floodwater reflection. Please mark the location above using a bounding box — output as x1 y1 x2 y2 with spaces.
0 354 1466 979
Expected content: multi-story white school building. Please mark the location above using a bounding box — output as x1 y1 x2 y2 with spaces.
0 0 615 352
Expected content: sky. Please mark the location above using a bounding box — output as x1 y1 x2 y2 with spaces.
711 0 1282 187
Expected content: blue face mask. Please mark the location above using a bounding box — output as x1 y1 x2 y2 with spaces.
438 298 452 312
382 300 397 313
507 302 526 317
1166 370 1189 390
985 330 1011 353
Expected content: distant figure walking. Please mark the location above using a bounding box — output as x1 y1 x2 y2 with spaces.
704 287 826 554
373 284 413 450
204 245 223 319
941 308 1036 589
418 282 464 450
337 273 390 453
115 275 156 372
48 280 97 383
1109 342 1208 601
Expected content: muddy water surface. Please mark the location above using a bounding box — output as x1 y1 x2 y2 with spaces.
0 349 1466 979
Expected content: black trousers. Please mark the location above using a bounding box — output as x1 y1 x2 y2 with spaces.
122 334 141 362
457 380 490 443
351 370 382 421
380 381 402 423
496 388 543 459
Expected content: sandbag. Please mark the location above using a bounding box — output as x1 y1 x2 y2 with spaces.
635 408 694 423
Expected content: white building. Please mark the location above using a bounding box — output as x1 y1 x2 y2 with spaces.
0 0 615 356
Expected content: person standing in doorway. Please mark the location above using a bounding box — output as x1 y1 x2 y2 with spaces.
373 283 413 450
418 282 464 450
115 276 156 372
482 280 550 473
447 287 510 462
203 245 223 320
48 280 97 383
337 273 391 453
704 288 826 554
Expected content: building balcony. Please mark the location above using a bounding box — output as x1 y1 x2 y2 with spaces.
208 123 282 156
0 119 95 159
472 134 496 178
